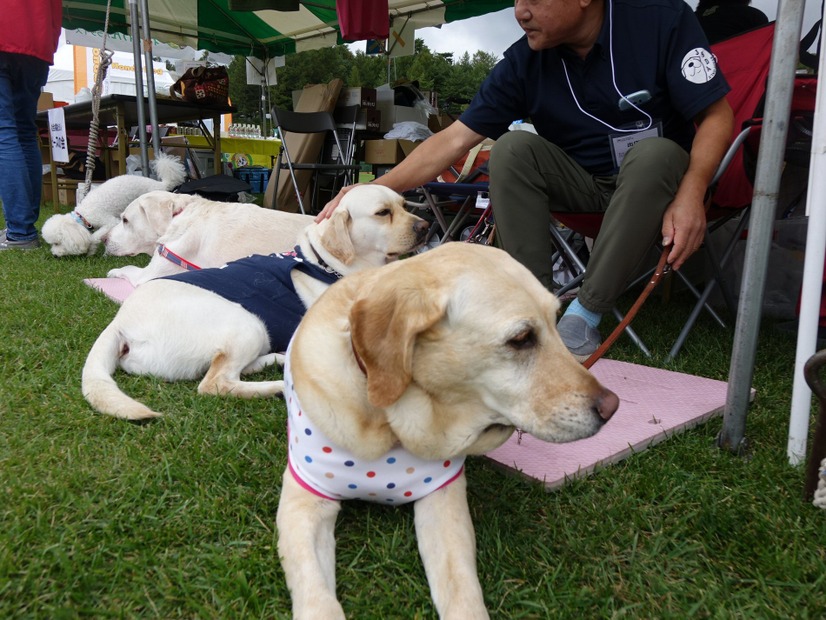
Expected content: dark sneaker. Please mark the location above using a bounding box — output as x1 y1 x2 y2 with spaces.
0 229 40 250
557 314 601 362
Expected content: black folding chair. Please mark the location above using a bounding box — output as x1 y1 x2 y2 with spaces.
271 105 360 214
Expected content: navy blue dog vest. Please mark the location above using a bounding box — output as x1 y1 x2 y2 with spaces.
162 247 340 352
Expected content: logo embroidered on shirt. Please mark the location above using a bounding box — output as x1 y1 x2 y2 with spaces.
681 48 717 84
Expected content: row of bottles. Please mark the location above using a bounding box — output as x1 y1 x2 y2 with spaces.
224 124 281 139
226 123 262 138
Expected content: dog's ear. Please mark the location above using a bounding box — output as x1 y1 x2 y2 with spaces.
142 197 176 237
320 209 355 265
350 271 447 408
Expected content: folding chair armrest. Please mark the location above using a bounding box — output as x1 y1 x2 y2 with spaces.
711 125 752 186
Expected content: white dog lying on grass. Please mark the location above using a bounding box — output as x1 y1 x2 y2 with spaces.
82 185 429 420
102 190 317 286
42 153 186 257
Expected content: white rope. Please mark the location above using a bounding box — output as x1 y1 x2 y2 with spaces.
82 0 114 198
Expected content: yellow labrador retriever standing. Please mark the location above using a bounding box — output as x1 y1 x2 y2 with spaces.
278 242 619 619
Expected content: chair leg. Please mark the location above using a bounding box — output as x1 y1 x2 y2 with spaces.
610 307 651 356
667 211 751 360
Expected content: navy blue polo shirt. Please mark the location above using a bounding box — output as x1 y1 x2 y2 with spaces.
460 0 730 175
162 248 340 353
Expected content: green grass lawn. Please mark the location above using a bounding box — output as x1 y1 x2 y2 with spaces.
0 206 824 618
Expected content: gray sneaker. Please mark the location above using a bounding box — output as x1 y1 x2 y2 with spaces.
557 314 601 362
0 229 40 250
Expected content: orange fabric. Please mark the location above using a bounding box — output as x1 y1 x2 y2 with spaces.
437 144 491 184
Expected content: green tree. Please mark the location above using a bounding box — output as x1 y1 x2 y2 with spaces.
226 39 499 121
227 56 264 123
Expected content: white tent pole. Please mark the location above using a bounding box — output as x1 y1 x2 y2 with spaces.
718 0 806 453
139 0 162 156
788 1 826 466
128 0 150 175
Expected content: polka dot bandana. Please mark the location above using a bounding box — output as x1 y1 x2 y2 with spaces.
284 343 465 505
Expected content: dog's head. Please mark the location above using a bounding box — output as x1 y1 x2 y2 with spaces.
42 213 95 256
103 191 192 256
308 185 429 273
292 243 618 462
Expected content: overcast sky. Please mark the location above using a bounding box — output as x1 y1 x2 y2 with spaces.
411 0 821 61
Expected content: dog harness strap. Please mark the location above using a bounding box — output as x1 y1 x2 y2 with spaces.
70 211 95 232
157 243 202 271
305 241 343 279
283 343 466 505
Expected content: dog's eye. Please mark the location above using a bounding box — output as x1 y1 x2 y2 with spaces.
375 209 391 217
121 217 128 225
507 328 537 350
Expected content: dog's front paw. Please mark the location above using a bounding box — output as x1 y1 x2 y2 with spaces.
292 596 346 620
107 265 142 285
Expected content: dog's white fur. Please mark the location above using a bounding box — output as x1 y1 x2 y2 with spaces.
41 153 186 257
103 191 316 286
82 185 428 420
277 242 620 619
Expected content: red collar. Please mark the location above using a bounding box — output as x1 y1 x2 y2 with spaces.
157 244 201 271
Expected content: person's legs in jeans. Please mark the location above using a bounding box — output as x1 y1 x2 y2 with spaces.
0 51 50 243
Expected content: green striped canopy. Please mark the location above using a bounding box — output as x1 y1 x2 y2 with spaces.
62 0 514 59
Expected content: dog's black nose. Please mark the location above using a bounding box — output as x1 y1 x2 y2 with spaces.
594 388 619 421
414 219 430 240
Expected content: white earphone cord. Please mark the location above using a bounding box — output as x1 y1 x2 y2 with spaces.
561 0 653 133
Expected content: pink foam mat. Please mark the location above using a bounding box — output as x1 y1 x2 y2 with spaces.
83 277 135 304
486 359 744 489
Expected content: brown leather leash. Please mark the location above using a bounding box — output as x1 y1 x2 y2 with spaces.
583 247 672 369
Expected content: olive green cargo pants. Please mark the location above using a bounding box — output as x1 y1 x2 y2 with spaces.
488 131 689 314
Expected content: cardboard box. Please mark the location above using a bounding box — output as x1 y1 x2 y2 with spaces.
355 108 381 131
37 92 54 111
336 87 377 108
336 108 380 132
429 113 454 134
364 139 420 164
375 85 432 132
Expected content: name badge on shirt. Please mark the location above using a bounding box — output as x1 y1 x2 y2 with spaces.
609 121 663 169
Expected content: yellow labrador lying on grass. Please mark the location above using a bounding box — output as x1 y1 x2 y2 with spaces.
103 191 316 286
278 242 619 619
82 185 428 421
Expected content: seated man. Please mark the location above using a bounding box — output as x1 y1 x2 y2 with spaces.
319 0 733 361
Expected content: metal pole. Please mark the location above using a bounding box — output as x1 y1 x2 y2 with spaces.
139 0 161 157
127 0 150 176
788 0 826 465
717 0 806 453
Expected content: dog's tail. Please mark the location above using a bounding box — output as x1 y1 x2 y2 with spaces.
151 152 187 191
82 324 162 420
